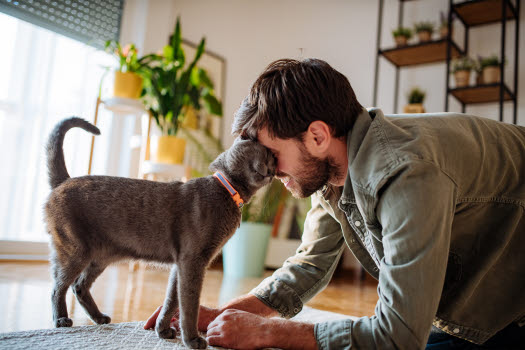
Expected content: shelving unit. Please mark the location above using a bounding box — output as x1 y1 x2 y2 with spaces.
445 0 520 123
373 0 520 124
379 39 462 67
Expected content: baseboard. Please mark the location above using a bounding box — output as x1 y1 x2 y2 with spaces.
0 240 49 261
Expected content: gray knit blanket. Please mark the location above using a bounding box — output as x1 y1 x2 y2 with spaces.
0 307 355 349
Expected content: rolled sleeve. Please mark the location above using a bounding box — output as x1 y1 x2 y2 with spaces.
251 192 345 318
315 319 353 349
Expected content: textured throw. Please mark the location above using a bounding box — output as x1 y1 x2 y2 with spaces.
0 307 355 350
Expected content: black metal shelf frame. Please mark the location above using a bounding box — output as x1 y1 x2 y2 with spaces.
445 0 520 124
373 0 520 125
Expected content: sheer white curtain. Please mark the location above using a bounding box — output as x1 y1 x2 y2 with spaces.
0 12 116 243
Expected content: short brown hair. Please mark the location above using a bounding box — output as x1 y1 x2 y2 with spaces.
232 58 363 141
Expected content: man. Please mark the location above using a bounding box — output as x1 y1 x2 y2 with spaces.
145 59 525 349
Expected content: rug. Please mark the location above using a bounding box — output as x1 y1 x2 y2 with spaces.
0 307 356 349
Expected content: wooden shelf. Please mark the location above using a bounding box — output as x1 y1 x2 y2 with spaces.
453 0 517 27
449 83 514 104
379 39 463 67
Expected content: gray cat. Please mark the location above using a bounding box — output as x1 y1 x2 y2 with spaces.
44 117 275 349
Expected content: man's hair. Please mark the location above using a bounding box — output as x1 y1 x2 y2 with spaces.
232 58 363 141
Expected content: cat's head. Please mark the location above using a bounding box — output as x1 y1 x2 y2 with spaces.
209 137 275 190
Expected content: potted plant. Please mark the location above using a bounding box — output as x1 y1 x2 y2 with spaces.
451 56 474 87
222 180 288 278
404 87 426 113
479 54 503 84
414 21 434 42
140 18 223 164
439 11 452 39
104 41 152 99
392 27 413 46
474 55 484 85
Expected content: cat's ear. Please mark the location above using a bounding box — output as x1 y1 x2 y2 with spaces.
209 152 226 173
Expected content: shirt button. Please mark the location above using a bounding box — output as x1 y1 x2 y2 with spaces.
453 328 460 334
355 220 361 227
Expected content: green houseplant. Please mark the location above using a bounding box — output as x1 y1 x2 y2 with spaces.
478 54 504 84
439 11 449 39
140 17 223 164
104 41 154 99
414 21 434 42
404 87 426 113
222 180 288 277
451 56 475 87
392 27 413 46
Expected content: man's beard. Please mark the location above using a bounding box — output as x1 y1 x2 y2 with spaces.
286 144 343 198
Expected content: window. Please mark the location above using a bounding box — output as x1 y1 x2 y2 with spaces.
0 12 114 243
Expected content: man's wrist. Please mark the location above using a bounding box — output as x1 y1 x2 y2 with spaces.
262 319 318 350
219 293 278 318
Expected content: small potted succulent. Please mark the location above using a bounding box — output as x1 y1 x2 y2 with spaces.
104 41 152 99
474 55 484 85
478 54 504 84
404 87 426 113
439 11 451 39
414 21 435 42
451 56 475 87
392 27 413 46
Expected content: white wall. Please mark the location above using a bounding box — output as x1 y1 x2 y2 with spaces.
129 0 524 147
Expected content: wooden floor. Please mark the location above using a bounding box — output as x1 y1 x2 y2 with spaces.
0 261 378 333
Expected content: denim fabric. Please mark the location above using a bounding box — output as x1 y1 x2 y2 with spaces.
426 324 525 349
251 108 525 349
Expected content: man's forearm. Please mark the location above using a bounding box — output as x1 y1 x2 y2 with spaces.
268 319 318 350
219 293 278 317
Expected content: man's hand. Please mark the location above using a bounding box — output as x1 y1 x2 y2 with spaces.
143 305 220 332
206 309 318 350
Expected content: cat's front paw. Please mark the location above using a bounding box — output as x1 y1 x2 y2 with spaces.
55 317 73 327
156 327 176 339
183 336 207 349
93 314 111 324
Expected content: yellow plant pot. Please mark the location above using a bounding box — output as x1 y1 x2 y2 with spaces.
113 71 143 99
483 66 500 84
403 103 425 114
454 70 470 88
156 135 186 164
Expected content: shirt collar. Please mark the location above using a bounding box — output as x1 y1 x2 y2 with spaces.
340 107 379 204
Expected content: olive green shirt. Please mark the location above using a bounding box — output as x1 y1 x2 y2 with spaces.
252 108 525 349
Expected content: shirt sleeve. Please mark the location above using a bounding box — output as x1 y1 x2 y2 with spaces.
315 161 457 350
251 191 346 318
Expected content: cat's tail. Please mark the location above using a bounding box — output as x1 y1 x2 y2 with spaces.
46 117 100 189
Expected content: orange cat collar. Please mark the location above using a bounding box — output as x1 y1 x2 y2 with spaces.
213 172 244 209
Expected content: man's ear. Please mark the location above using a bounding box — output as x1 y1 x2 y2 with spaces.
304 121 332 156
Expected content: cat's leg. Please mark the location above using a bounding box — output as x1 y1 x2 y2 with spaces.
155 264 179 340
177 263 207 349
71 260 111 324
50 249 88 328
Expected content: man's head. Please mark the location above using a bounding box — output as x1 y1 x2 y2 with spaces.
232 58 362 197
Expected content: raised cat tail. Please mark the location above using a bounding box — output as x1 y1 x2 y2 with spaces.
46 117 100 189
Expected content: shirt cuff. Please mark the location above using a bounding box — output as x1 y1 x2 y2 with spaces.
250 276 303 318
315 319 353 350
